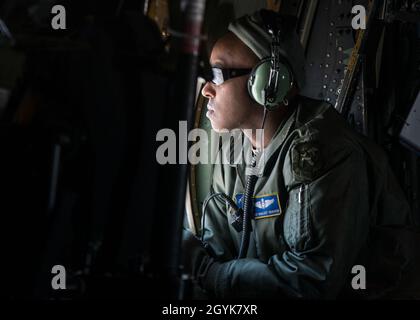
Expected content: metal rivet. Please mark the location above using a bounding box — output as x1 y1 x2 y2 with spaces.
338 46 343 51
325 64 329 68
323 85 327 89
324 74 328 79
326 53 331 58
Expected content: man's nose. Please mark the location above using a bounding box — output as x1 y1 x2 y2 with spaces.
201 82 216 99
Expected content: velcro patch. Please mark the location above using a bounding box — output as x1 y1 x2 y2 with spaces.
291 141 323 181
235 193 282 219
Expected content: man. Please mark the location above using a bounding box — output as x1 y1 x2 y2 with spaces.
182 9 412 299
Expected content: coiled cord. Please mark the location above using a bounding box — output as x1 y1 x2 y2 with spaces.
237 160 258 259
237 107 267 259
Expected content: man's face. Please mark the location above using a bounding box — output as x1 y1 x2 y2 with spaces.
201 33 260 132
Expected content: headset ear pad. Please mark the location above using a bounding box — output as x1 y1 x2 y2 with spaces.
247 58 293 109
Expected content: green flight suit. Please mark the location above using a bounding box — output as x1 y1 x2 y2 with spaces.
197 95 411 299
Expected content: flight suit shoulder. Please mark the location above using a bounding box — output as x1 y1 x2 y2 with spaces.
282 113 366 190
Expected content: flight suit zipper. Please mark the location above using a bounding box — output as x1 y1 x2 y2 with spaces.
298 184 304 204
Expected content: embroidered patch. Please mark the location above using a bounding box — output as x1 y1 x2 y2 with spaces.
291 141 323 181
235 193 282 219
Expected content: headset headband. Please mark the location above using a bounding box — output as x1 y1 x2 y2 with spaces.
261 10 284 106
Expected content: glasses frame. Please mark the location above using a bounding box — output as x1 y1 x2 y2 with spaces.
211 67 253 85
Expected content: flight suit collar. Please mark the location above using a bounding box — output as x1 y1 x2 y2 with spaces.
294 95 331 128
230 102 297 178
226 96 331 176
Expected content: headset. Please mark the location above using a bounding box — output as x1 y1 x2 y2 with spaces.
247 10 295 111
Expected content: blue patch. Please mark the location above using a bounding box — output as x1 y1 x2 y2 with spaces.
235 193 244 209
235 193 281 219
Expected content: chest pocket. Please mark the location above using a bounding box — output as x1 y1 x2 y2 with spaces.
227 192 286 261
283 184 315 252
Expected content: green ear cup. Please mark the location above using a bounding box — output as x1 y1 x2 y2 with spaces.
247 58 293 110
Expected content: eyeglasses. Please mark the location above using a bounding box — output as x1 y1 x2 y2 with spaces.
211 67 252 85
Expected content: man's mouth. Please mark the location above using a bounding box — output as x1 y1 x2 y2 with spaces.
207 100 215 111
206 100 215 118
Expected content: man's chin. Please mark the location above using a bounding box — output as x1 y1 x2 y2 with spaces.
209 121 231 133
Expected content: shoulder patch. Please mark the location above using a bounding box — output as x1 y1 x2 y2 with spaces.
291 141 323 181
